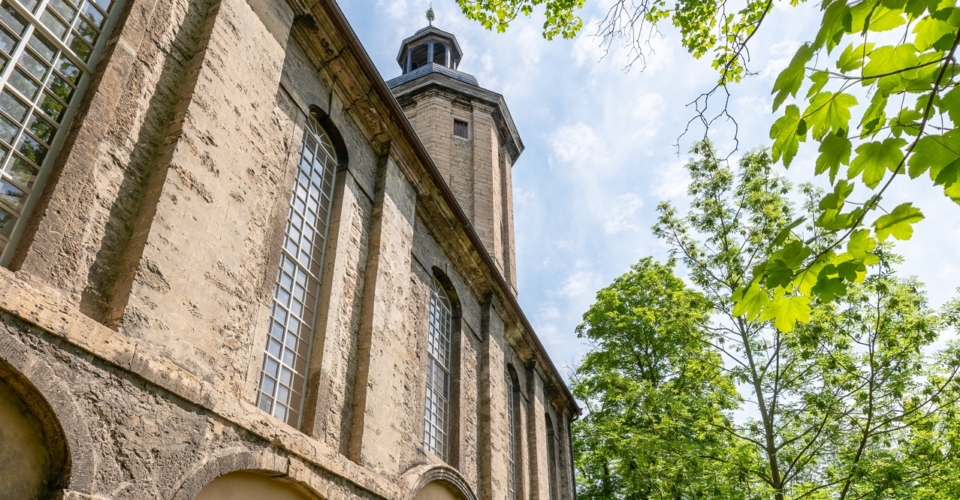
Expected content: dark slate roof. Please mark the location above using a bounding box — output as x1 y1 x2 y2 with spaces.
386 63 479 89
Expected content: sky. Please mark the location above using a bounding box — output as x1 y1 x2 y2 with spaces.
339 0 960 382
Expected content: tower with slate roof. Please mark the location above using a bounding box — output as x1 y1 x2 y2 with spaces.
388 20 524 295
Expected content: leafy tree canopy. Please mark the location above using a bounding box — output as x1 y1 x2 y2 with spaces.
572 143 960 499
457 0 960 333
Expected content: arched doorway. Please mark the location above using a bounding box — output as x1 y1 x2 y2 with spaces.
414 481 461 500
194 471 318 500
0 360 71 499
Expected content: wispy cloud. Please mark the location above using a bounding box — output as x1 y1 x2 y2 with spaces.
603 193 644 234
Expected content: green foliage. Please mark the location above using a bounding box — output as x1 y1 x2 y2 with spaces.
739 0 960 332
454 0 585 38
574 144 960 499
572 258 754 498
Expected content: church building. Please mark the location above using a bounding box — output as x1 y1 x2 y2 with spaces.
0 0 579 498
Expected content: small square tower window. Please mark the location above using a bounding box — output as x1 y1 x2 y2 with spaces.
454 120 469 138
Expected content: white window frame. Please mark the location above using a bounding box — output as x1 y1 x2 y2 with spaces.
0 0 124 265
255 116 338 429
424 275 453 460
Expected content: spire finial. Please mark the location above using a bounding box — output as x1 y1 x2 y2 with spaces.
426 4 435 25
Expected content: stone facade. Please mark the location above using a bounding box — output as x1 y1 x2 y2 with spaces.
0 0 578 499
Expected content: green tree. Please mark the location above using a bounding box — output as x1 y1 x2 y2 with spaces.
572 258 753 499
457 0 960 332
573 142 960 499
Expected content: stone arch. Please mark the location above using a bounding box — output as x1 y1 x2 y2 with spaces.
0 332 96 495
171 450 324 500
400 464 478 500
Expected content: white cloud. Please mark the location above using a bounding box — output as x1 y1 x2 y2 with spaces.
516 24 544 66
603 193 644 234
639 33 675 73
559 270 602 300
761 40 802 81
651 159 689 201
573 31 606 66
376 0 411 20
631 93 665 139
533 303 562 342
549 123 607 166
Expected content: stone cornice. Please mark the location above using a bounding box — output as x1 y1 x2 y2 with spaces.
288 0 579 417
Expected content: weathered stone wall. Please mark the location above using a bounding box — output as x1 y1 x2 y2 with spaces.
0 0 579 498
0 312 384 500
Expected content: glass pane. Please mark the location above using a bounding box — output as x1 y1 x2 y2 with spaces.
56 56 81 83
93 0 113 11
0 179 25 210
81 3 105 28
27 114 55 144
27 34 57 62
38 92 66 122
67 33 91 61
76 18 97 45
18 49 48 80
0 205 15 237
9 70 40 100
16 133 46 164
48 0 78 23
14 0 41 13
40 11 69 39
0 91 29 123
48 74 73 102
0 5 28 35
7 155 38 188
0 27 18 54
0 115 18 143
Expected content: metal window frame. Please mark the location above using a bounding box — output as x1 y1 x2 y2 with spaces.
0 0 124 266
255 116 338 430
424 275 453 460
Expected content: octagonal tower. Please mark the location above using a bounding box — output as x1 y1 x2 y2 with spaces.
388 21 523 295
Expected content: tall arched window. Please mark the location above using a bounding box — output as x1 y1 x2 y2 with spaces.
546 413 559 500
424 275 453 460
507 367 520 499
0 0 124 265
256 116 337 428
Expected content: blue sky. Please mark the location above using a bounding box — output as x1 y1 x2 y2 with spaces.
340 0 960 380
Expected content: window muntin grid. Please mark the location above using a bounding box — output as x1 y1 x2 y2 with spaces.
256 118 337 429
424 276 453 460
0 0 121 265
507 372 518 500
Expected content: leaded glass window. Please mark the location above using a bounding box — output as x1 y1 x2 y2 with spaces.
424 276 453 460
256 117 337 429
0 0 122 264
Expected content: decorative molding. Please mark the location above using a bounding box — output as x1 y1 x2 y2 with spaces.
400 463 479 500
